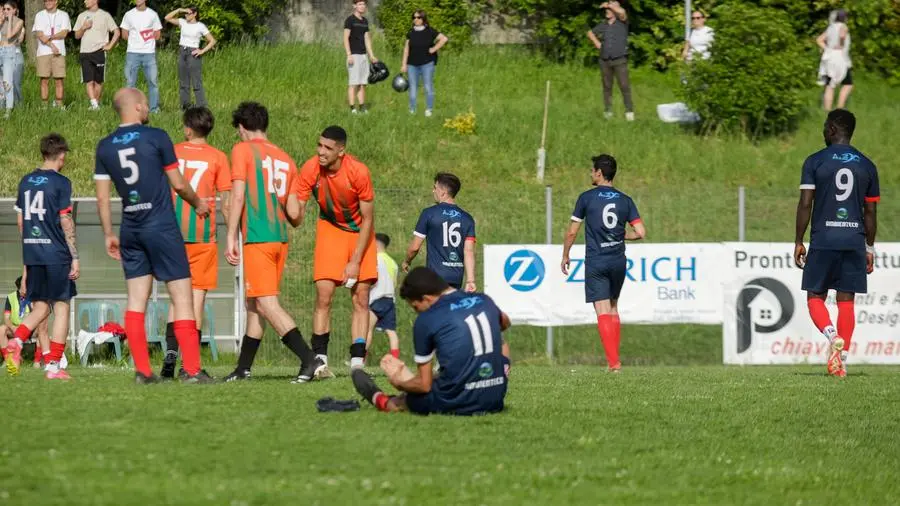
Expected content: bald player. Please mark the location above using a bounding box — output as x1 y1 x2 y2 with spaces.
94 88 212 384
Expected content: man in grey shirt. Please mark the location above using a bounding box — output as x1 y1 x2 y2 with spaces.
587 1 634 121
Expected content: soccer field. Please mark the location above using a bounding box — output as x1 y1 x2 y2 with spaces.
3 364 899 505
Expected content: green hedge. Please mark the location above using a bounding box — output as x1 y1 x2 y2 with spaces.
377 0 475 52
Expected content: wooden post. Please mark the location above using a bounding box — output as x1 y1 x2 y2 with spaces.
24 0 42 62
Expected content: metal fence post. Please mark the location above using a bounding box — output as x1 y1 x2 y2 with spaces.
545 186 554 361
738 186 746 242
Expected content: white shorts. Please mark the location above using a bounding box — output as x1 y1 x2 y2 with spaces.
348 54 369 86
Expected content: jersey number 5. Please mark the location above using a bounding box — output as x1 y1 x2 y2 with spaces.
262 157 289 198
835 167 854 202
118 148 140 185
464 312 494 357
443 221 462 248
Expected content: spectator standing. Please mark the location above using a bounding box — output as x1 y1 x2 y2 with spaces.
817 9 853 111
32 0 70 109
121 0 162 113
0 0 24 115
400 10 447 117
74 0 119 110
586 1 634 121
164 6 216 110
343 0 378 114
683 10 713 62
7 1 24 106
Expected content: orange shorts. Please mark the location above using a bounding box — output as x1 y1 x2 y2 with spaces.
186 243 218 290
243 242 288 298
313 220 377 284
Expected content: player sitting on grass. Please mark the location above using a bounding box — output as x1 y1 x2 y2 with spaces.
351 267 511 415
366 232 400 360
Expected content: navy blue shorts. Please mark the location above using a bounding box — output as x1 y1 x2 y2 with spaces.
120 226 190 282
26 264 77 302
584 260 626 303
370 297 397 331
802 248 867 294
405 391 505 416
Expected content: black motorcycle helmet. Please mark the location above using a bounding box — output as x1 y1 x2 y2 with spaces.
368 61 390 84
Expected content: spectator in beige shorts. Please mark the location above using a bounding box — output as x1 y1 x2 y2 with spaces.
32 0 70 108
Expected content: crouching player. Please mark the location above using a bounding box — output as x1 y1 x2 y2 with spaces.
352 267 511 415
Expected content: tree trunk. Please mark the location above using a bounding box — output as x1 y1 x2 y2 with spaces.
24 0 42 62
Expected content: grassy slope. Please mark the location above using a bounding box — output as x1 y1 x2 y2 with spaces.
1 44 898 364
2 365 900 505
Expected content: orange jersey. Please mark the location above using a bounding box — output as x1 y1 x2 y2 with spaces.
295 154 374 233
172 142 232 243
231 139 297 244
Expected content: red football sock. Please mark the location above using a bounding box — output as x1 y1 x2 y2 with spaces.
611 314 622 366
0 348 6 359
34 346 43 363
125 311 152 377
48 341 65 363
390 349 400 359
174 320 201 376
13 324 31 343
597 315 620 368
807 298 834 333
837 301 855 351
373 392 390 412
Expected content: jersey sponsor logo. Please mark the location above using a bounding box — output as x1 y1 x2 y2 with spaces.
836 208 849 220
597 191 620 200
30 226 42 237
442 209 462 218
139 29 155 42
477 361 494 378
27 176 49 186
449 251 459 262
128 190 141 204
832 152 860 164
450 296 483 312
465 376 505 390
734 277 794 354
112 132 140 145
503 249 545 292
825 221 859 228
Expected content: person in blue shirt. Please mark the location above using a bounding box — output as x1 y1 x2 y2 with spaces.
403 172 477 292
352 267 511 415
6 134 79 380
561 154 646 372
94 87 211 384
794 109 879 377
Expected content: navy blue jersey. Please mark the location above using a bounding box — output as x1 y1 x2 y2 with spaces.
15 170 73 266
572 186 640 261
94 125 180 230
413 203 476 286
413 291 507 411
800 145 879 251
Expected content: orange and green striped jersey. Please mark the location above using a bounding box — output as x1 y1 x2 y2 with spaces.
230 139 297 244
295 154 374 233
172 142 232 243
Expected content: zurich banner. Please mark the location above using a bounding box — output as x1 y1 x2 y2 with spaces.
484 244 726 326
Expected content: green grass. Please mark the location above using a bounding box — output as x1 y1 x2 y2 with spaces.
2 364 899 505
2 43 899 364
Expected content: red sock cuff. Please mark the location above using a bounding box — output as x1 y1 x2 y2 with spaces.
125 311 145 322
837 300 854 308
374 392 390 412
173 320 196 330
49 341 65 362
14 324 32 342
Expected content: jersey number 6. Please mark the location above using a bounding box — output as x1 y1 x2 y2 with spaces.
603 203 618 228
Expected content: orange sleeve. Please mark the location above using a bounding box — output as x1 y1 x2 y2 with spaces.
230 144 249 181
352 160 375 201
295 158 315 201
216 151 233 191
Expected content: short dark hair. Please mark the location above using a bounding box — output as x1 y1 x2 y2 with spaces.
434 172 461 198
14 276 22 290
183 106 215 138
3 1 19 11
321 125 347 145
826 109 856 139
186 5 199 17
835 9 848 23
40 133 69 160
400 267 450 302
375 232 391 248
591 154 617 182
231 102 269 133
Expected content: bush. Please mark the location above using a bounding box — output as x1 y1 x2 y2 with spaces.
377 0 475 52
678 3 810 137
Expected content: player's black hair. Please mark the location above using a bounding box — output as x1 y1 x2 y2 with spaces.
434 172 461 198
232 102 269 133
2 1 19 11
825 109 855 141
400 267 450 301
321 126 347 145
375 233 391 248
591 154 617 182
183 106 214 138
14 276 22 290
40 133 69 160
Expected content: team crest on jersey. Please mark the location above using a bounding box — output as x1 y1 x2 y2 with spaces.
30 226 41 237
832 152 860 163
27 176 49 186
128 191 141 204
836 208 849 220
597 191 620 200
112 132 141 145
442 209 461 218
449 251 459 262
450 296 483 311
478 362 494 378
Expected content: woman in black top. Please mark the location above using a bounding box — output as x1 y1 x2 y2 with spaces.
400 10 447 117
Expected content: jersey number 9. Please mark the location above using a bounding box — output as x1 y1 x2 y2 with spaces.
835 167 854 202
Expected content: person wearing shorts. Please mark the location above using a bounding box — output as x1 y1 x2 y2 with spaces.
32 0 70 108
366 233 400 360
295 125 377 376
222 101 323 384
343 0 378 114
73 0 119 110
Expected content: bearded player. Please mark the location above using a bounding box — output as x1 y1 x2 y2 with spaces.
794 109 879 377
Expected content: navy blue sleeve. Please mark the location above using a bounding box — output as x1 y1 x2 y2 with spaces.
800 155 816 189
627 197 640 224
156 131 178 172
412 315 436 365
414 208 429 238
866 161 880 203
465 214 476 241
58 178 73 213
572 193 587 222
94 143 110 181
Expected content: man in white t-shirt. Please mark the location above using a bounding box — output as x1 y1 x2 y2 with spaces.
74 0 120 110
120 0 162 112
32 0 71 108
683 10 714 62
164 7 216 110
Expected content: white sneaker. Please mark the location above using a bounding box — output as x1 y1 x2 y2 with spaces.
604 111 614 119
89 103 100 111
424 109 433 117
315 354 334 379
625 112 635 121
349 357 365 370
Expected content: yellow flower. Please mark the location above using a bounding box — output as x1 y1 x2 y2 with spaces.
443 112 476 135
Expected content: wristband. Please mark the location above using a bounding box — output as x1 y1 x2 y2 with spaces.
866 245 876 255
